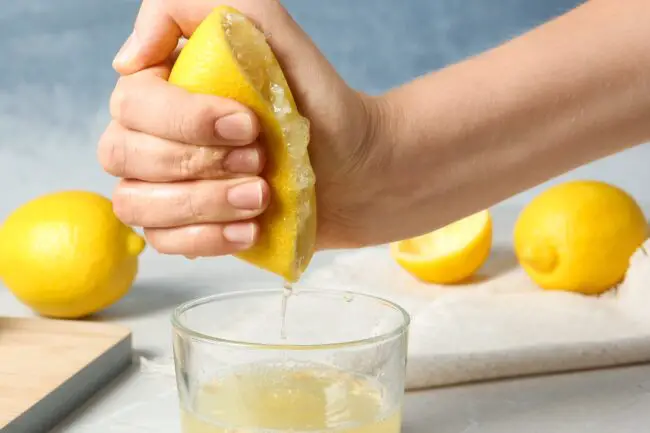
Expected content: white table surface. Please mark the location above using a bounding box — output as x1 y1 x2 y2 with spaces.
0 206 648 433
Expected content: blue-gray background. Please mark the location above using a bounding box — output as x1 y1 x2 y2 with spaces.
1 0 647 220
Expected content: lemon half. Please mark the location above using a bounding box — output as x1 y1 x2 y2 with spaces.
168 7 316 282
391 210 493 284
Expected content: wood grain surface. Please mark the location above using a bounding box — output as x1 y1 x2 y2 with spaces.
0 317 132 433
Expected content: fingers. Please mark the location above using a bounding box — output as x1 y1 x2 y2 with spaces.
110 67 260 147
113 0 182 74
144 222 259 256
112 178 270 228
98 121 264 182
112 0 325 79
112 0 282 74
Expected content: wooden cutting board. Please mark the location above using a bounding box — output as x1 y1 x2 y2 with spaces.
0 317 132 433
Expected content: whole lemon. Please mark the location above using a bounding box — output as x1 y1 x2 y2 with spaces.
0 191 146 318
514 180 648 295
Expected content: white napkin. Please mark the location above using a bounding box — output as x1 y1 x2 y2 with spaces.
303 240 650 389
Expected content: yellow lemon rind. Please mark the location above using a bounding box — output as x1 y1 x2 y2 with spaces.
0 190 144 319
513 180 648 295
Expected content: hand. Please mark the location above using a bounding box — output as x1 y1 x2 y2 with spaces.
98 0 391 257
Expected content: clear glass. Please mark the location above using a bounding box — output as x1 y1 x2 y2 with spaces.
172 289 410 433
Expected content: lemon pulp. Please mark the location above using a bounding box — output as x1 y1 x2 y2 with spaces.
391 210 493 284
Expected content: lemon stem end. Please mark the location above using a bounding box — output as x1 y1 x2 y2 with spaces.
127 232 146 257
520 243 558 273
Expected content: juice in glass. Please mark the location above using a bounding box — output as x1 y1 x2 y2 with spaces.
172 289 409 433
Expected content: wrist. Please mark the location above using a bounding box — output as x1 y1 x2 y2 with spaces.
355 91 443 243
360 92 402 166
319 92 409 247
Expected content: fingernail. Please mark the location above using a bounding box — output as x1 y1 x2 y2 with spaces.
224 148 261 173
113 31 139 69
227 180 264 210
223 223 257 244
215 113 255 142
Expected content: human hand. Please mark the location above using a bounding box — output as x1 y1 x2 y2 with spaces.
98 0 392 257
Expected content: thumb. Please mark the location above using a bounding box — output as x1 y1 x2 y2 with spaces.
112 0 183 75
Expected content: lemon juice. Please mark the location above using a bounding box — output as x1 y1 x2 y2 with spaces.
180 363 402 433
279 281 293 340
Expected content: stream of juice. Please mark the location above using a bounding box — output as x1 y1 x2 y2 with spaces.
279 280 292 340
180 362 401 433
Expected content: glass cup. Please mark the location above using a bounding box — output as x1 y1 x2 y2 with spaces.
172 288 410 433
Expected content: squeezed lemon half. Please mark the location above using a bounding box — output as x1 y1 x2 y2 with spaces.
391 210 493 284
169 6 317 282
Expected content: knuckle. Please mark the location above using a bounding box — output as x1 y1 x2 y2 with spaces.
111 186 137 226
183 187 207 222
172 108 191 143
109 79 131 122
174 97 216 144
97 124 127 176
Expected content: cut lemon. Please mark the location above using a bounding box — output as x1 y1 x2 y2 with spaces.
391 210 492 284
168 6 316 282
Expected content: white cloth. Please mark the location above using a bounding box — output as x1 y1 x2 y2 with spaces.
304 240 650 389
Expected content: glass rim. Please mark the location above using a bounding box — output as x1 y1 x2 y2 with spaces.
171 288 411 350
